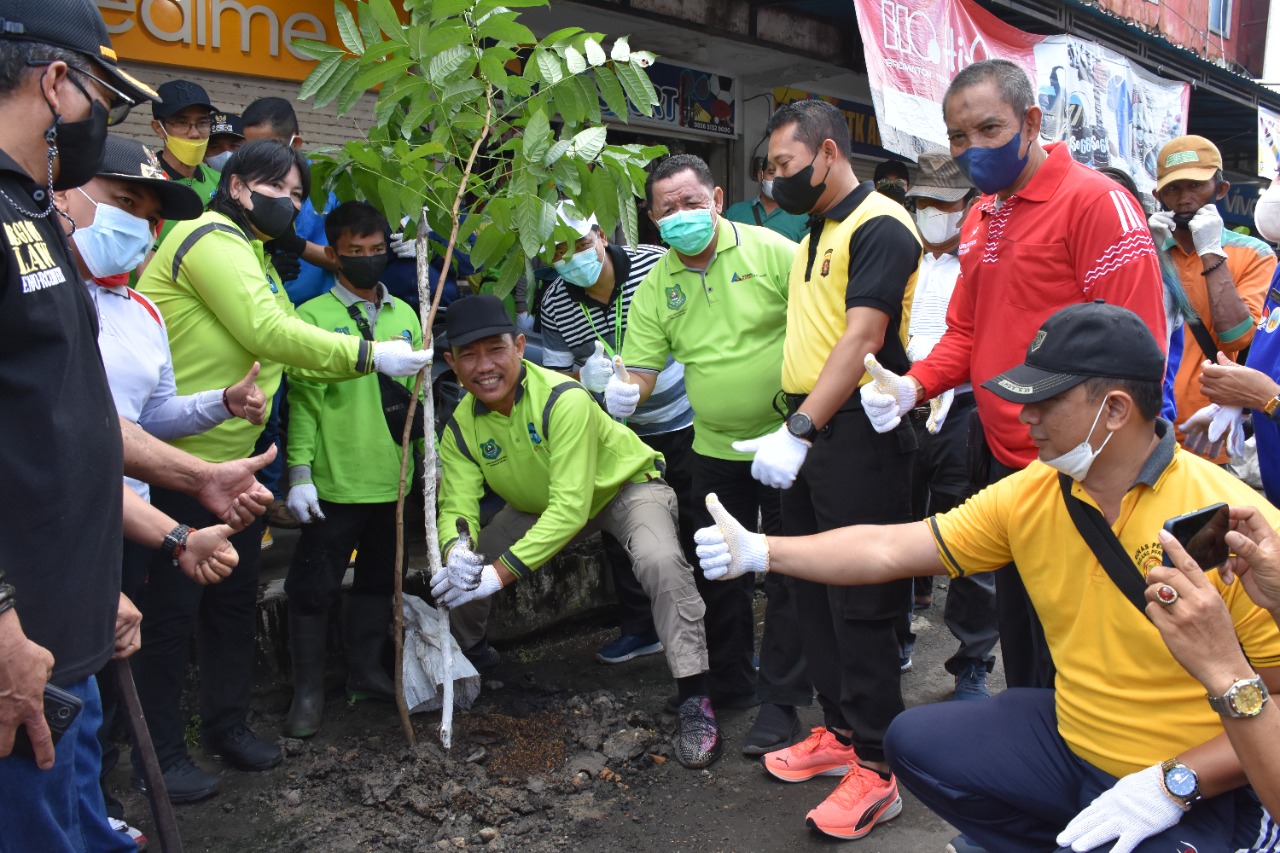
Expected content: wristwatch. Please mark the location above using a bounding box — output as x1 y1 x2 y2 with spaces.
1207 675 1270 718
1159 758 1203 810
1264 395 1280 423
160 524 193 567
786 412 819 442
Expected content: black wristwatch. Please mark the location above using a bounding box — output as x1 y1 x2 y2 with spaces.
0 581 15 616
160 524 193 567
786 412 819 442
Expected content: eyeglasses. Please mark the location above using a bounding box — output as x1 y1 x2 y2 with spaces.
163 116 213 133
27 60 136 126
877 178 909 190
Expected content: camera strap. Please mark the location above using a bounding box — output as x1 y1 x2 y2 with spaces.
1058 473 1150 616
1187 320 1220 364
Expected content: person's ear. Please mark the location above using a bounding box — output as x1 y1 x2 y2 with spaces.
151 118 166 140
1104 391 1135 432
1215 180 1230 201
37 62 70 116
1023 106 1043 143
443 350 455 369
323 245 338 266
515 333 527 359
713 186 724 213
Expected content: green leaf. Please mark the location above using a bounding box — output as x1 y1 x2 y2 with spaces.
477 12 535 45
573 74 600 124
540 27 584 45
442 78 485 105
292 38 345 61
584 37 606 66
629 50 656 68
588 166 617 233
616 175 639 246
542 138 571 166
337 75 367 114
479 52 509 87
614 60 657 117
567 125 607 160
422 18 469 56
487 255 522 299
610 36 629 62
428 45 471 83
298 53 343 102
369 0 407 43
357 1 382 48
470 222 515 269
515 193 555 258
553 75 582 125
430 0 473 20
535 50 564 86
334 0 364 55
313 57 362 108
592 65 628 119
521 111 552 163
564 46 587 75
351 55 415 92
477 0 550 13
551 157 580 194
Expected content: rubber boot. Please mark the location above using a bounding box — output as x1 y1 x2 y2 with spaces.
284 610 330 738
344 595 396 701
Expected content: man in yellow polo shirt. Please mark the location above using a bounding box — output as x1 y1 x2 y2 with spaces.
694 302 1280 852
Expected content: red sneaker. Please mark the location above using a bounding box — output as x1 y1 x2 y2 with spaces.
806 764 903 840
763 726 859 782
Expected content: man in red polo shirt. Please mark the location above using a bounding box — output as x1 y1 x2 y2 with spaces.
862 59 1165 693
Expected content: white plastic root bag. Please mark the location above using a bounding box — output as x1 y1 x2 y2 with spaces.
401 593 481 714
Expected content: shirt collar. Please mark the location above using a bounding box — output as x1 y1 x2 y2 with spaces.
810 181 876 226
1132 419 1177 489
473 362 528 415
160 157 208 184
662 216 740 274
0 148 37 188
330 281 392 309
565 243 630 308
998 140 1070 206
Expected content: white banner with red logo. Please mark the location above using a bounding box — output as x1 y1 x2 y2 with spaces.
1261 105 1280 180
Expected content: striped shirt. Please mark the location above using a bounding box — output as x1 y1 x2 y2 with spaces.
540 243 693 436
906 251 970 394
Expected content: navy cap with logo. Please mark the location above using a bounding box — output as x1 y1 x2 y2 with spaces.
982 301 1165 404
0 0 158 105
96 135 203 221
152 80 213 120
446 294 518 348
209 112 244 140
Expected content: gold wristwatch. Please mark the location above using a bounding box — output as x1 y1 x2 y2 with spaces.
1264 395 1280 421
1207 675 1270 718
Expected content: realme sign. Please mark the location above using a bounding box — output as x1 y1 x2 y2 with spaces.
95 0 342 82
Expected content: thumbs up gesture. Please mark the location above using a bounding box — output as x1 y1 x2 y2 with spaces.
580 340 613 393
604 355 640 418
693 493 770 581
859 354 918 433
224 361 267 425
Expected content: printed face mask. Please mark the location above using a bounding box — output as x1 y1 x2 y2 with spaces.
71 188 153 277
657 208 716 256
1041 396 1114 482
914 207 965 246
954 128 1029 195
553 242 603 287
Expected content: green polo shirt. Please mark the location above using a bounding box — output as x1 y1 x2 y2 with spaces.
622 218 795 460
438 361 664 578
156 160 219 247
724 197 810 243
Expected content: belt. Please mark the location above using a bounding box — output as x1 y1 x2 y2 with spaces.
782 391 863 416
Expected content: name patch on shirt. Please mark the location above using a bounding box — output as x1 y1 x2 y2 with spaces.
7 221 67 294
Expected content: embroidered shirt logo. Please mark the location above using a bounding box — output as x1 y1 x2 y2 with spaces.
665 283 686 310
481 439 502 460
334 325 351 335
820 248 833 277
527 423 542 445
730 271 756 282
1133 542 1162 575
6 221 67 294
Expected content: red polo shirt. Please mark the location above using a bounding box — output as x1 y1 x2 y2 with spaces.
908 142 1166 469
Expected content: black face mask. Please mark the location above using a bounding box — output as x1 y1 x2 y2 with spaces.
1172 211 1196 230
340 252 389 290
877 185 908 207
243 190 297 239
49 101 109 191
771 151 830 216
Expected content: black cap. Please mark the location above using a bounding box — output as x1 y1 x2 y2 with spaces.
874 159 910 182
982 301 1165 403
446 295 517 348
0 0 157 103
96 135 203 221
209 112 243 139
152 80 212 120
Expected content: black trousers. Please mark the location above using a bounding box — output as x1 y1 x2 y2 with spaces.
285 500 404 616
784 405 915 762
690 453 811 706
129 488 264 769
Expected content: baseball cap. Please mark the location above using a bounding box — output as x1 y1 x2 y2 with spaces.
982 301 1165 404
0 0 157 105
555 201 598 238
152 80 213 120
446 294 518 348
873 159 910 182
905 151 974 203
209 112 244 140
1154 135 1222 192
96 135 203 221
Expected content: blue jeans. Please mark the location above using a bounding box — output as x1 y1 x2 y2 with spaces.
0 676 133 853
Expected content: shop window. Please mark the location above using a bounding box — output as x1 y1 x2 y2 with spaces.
1209 0 1231 35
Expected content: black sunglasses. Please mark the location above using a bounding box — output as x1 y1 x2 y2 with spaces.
27 59 136 126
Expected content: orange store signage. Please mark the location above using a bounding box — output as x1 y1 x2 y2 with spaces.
95 0 344 82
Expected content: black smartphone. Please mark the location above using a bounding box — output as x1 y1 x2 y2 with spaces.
1163 503 1231 569
10 682 83 758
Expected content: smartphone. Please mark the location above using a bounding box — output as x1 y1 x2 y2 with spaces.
1163 503 1231 569
10 682 83 758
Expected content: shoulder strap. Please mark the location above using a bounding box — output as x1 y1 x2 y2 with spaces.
541 380 590 445
1057 473 1149 615
752 204 764 227
445 417 475 464
170 222 249 281
1187 320 1220 364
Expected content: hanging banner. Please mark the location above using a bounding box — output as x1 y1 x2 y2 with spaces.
773 87 898 161
1261 105 1280 181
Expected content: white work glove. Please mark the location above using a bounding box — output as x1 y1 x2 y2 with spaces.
1180 403 1246 459
446 538 485 591
388 231 417 260
1056 764 1185 853
286 482 325 523
580 341 614 393
859 354 917 433
693 492 770 581
926 388 954 435
603 356 639 419
373 339 432 377
431 563 502 609
515 311 535 332
1148 210 1175 246
732 424 810 489
1188 203 1226 259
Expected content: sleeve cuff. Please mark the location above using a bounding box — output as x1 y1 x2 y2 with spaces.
288 465 313 487
354 339 373 374
497 550 531 580
1218 317 1255 345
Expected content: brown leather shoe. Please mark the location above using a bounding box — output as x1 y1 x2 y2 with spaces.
266 499 300 530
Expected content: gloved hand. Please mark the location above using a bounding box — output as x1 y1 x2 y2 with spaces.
859 354 918 433
580 341 614 393
515 311 535 332
732 424 809 489
693 492 770 581
446 538 485 591
604 356 639 418
1056 764 1185 853
268 249 302 283
372 339 432 377
1188 203 1226 259
388 231 417 260
1180 403 1246 458
905 334 939 365
926 388 954 435
286 482 325 524
431 563 503 609
1148 210 1175 247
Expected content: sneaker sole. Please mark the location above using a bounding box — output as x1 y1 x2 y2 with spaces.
765 761 853 783
595 641 663 665
806 792 902 840
203 750 284 772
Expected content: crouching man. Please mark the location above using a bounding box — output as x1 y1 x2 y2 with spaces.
432 295 721 768
695 302 1280 851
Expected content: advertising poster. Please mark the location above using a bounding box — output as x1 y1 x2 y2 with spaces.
1261 105 1280 181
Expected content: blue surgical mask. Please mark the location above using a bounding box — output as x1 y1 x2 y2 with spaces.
657 208 716 256
553 242 603 287
205 150 234 172
71 188 154 278
955 129 1029 195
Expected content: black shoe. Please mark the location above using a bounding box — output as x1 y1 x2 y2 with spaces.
203 723 283 772
664 689 760 714
741 703 801 756
132 756 219 804
463 640 501 671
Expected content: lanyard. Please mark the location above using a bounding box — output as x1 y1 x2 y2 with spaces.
579 295 624 358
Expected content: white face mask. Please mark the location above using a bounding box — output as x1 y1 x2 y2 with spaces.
1042 395 1114 482
914 206 964 246
1256 183 1280 243
761 179 774 200
205 150 234 172
71 188 154 278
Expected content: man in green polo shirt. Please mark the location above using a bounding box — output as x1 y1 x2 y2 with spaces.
432 295 721 769
723 157 809 242
150 80 220 247
604 154 812 756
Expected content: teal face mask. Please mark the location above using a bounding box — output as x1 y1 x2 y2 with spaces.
657 208 716 255
552 243 603 287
